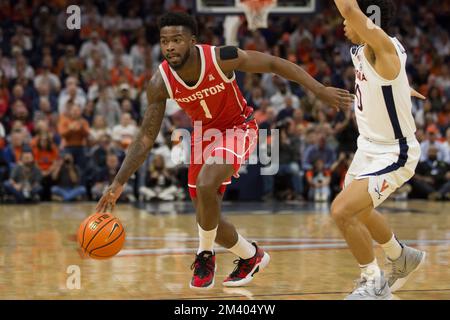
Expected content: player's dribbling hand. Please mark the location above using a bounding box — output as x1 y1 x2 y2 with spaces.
96 181 123 213
317 87 354 110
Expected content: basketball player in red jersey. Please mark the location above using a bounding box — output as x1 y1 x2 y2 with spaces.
97 12 354 289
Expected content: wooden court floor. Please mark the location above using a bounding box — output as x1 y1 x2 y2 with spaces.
0 200 449 300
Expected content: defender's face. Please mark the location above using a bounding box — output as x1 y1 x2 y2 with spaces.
160 26 195 70
343 20 363 45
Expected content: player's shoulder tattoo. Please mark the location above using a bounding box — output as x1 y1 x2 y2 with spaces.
147 69 170 101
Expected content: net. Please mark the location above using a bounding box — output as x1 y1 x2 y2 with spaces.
237 0 277 30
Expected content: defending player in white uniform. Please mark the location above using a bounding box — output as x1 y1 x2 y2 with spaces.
332 0 426 300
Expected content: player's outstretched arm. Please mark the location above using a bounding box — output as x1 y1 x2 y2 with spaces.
334 0 393 51
96 72 168 213
216 47 354 110
334 0 399 78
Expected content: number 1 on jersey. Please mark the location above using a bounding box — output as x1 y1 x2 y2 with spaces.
200 99 212 119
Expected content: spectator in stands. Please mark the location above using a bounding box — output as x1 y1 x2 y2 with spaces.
139 154 178 201
9 100 33 132
306 158 331 202
410 145 450 200
91 153 134 201
332 108 358 153
112 112 137 149
32 132 59 200
79 31 112 63
121 6 143 32
263 123 303 200
58 76 86 114
270 78 300 114
258 106 277 132
330 152 354 200
51 152 86 202
58 104 90 167
0 67 9 121
277 96 298 122
292 108 310 136
130 34 148 76
3 148 42 202
89 115 112 144
120 98 139 121
442 127 450 164
420 126 446 162
0 146 8 197
303 132 336 170
32 81 58 113
102 6 123 32
10 83 32 110
3 128 26 169
94 86 121 128
34 55 61 93
10 54 34 81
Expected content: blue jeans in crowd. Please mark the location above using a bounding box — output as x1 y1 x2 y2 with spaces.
51 186 86 201
64 146 86 168
3 181 42 202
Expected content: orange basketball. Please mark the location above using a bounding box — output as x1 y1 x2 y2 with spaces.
77 212 125 259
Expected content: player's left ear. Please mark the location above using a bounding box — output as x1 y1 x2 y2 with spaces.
191 35 197 45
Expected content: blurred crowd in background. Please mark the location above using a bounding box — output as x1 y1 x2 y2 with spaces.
0 0 449 204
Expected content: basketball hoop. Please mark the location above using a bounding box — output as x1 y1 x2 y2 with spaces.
237 0 277 31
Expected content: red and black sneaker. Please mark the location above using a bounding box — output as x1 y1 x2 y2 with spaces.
189 251 216 290
223 242 270 287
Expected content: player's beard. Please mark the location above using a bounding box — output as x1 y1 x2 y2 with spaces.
167 50 191 70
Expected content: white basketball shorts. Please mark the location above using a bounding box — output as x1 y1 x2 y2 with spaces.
344 135 420 208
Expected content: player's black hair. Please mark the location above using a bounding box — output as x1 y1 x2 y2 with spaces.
158 12 198 36
357 0 396 31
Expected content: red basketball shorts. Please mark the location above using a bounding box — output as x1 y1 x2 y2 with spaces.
188 120 258 199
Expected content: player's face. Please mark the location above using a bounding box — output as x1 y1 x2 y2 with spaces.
160 26 195 70
343 20 362 44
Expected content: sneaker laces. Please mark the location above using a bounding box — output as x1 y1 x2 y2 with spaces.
351 277 369 295
385 257 404 278
229 258 253 278
351 276 380 295
191 253 213 278
352 275 386 296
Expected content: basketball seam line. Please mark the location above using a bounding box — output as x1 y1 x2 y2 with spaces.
80 217 90 248
84 218 116 253
89 228 125 256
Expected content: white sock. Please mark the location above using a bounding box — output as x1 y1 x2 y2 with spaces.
381 234 403 261
197 224 217 254
359 258 381 280
227 234 256 259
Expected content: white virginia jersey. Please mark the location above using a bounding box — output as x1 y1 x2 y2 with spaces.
351 37 416 142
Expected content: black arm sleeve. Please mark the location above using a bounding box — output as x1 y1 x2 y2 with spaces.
219 46 238 60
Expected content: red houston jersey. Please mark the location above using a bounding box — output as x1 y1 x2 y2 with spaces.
159 44 253 133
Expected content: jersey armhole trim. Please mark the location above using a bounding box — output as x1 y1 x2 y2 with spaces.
361 40 404 84
211 46 236 83
159 64 174 99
